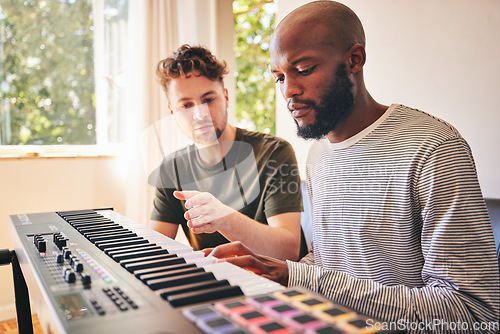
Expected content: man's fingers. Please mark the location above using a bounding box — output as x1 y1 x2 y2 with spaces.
176 191 211 209
208 241 254 259
184 206 206 221
173 190 200 201
200 248 214 257
189 222 215 234
220 255 267 275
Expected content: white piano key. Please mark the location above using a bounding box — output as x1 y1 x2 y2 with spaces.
202 262 284 296
178 250 206 260
187 256 217 266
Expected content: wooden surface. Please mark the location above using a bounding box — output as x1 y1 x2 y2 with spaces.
0 315 43 334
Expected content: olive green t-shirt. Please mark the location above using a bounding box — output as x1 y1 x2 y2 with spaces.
150 128 303 251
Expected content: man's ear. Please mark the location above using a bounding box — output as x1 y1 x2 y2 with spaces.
224 88 229 102
347 44 366 74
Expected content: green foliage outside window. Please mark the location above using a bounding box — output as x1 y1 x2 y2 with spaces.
234 0 276 134
0 0 96 145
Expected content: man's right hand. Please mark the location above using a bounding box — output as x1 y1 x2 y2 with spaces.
206 241 290 286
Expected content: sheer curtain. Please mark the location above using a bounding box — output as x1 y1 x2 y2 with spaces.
121 0 179 225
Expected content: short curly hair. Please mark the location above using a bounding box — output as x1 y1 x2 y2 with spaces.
157 44 228 95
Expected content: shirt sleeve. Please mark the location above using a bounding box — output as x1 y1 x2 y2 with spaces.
150 186 184 224
149 160 185 224
288 138 500 333
262 141 303 218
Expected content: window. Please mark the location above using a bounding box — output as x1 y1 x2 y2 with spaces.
234 0 276 134
0 0 128 147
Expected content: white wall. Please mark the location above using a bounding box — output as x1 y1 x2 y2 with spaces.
276 0 500 199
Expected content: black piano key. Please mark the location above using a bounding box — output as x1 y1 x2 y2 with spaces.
73 221 117 227
146 272 216 290
58 210 98 216
159 280 230 300
71 220 114 228
112 249 169 262
88 232 137 243
120 253 178 266
91 232 140 244
96 237 149 250
78 227 124 235
133 263 197 278
167 285 244 307
67 217 112 224
123 257 186 272
139 267 204 283
84 230 133 240
85 231 133 241
77 224 122 233
82 227 130 238
105 243 160 255
107 244 161 257
68 218 112 225
84 227 131 236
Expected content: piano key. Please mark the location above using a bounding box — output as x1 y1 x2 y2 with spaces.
74 223 119 231
139 267 204 282
79 227 125 236
74 223 117 230
146 271 216 290
123 256 186 272
84 227 132 235
133 263 198 278
174 250 205 259
77 224 122 233
88 232 137 243
158 279 231 299
96 237 149 250
105 243 160 255
83 227 126 235
112 249 169 262
57 210 99 217
68 218 113 225
167 285 244 307
119 253 178 265
203 262 284 296
67 218 114 225
107 244 161 257
184 255 217 267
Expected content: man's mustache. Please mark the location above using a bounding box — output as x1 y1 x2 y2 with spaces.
287 99 316 111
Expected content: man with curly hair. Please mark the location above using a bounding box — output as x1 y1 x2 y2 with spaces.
150 44 306 261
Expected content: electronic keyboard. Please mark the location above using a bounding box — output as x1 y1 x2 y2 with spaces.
8 208 284 334
9 209 396 334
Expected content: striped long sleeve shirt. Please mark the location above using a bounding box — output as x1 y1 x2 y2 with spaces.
288 104 499 333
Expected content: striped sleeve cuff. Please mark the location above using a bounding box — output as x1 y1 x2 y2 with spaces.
287 260 321 293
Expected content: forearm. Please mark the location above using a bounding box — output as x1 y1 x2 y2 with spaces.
218 211 300 261
288 261 500 333
150 220 178 239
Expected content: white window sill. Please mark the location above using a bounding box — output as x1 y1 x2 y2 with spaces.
0 144 125 159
